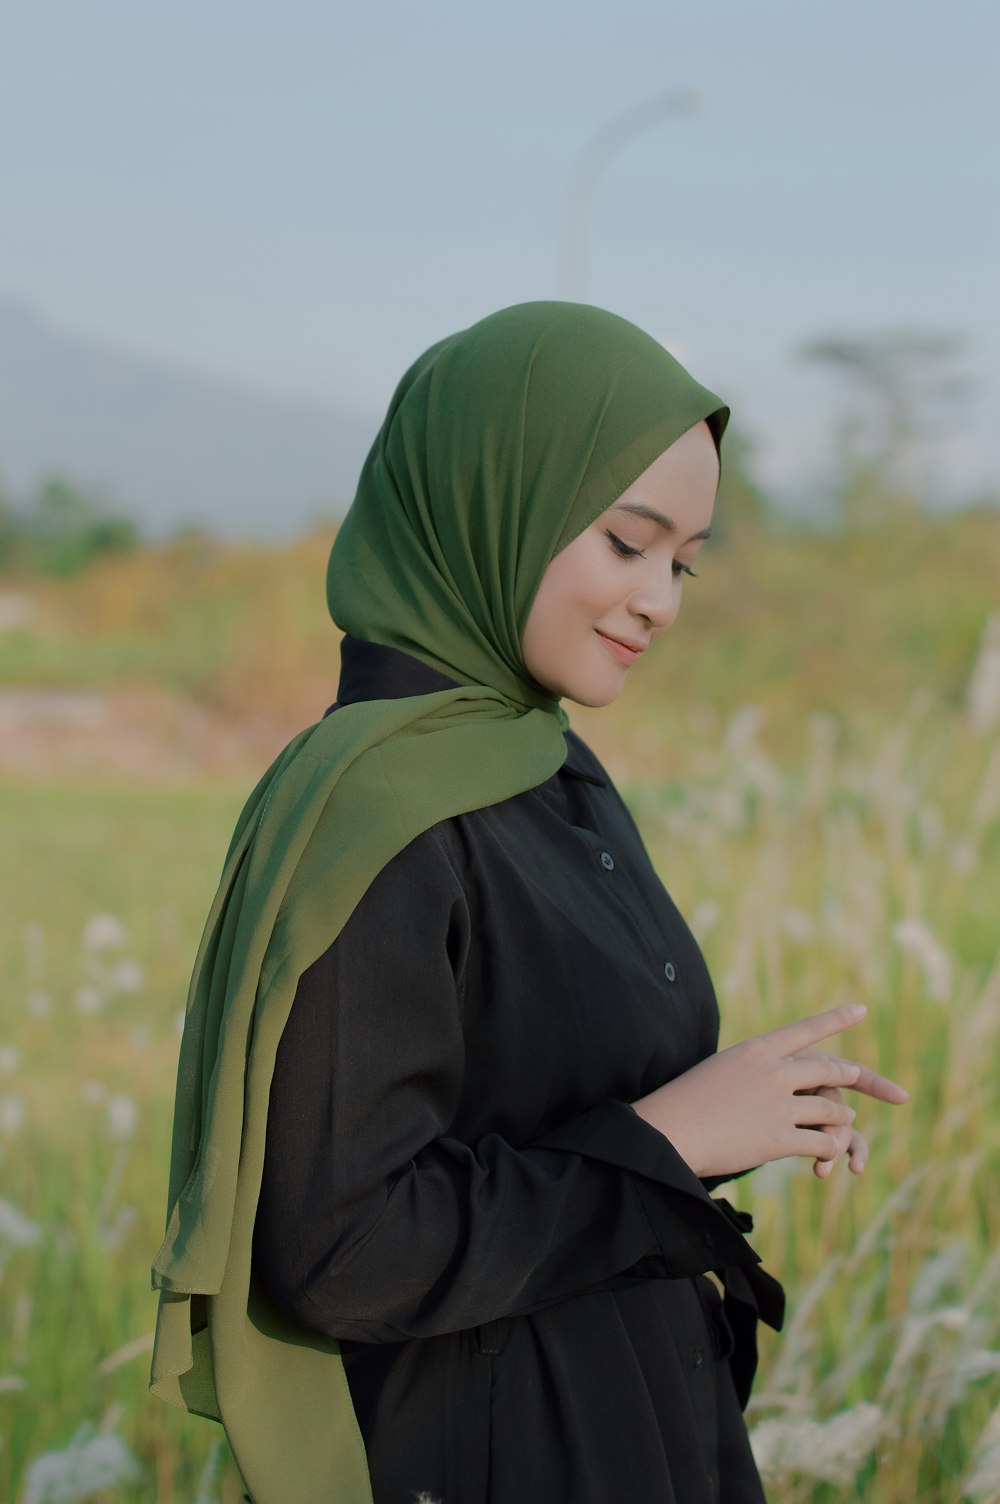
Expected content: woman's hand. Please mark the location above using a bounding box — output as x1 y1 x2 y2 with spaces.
805 1084 868 1177
789 1040 909 1176
630 1003 908 1181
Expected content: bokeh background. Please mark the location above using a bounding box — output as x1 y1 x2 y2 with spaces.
1 3 998 1501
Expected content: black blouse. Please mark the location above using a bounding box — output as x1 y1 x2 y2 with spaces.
252 634 785 1504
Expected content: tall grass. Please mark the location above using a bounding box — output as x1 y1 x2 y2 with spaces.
1 516 997 1501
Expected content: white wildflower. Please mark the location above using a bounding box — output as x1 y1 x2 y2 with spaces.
691 899 720 935
965 1400 1000 1501
110 958 144 992
0 1374 27 1392
21 1421 141 1504
73 984 105 1016
27 989 52 1018
0 1044 20 1074
724 704 767 753
97 1206 138 1251
106 1094 138 1141
749 1401 884 1486
128 1025 151 1051
0 1197 41 1248
967 611 1000 734
951 838 978 874
966 1441 1000 1503
891 917 952 1002
94 1331 155 1378
747 1417 788 1479
0 1095 25 1136
80 1080 107 1107
953 1350 1000 1385
916 803 945 851
711 784 746 831
908 1241 967 1312
781 906 815 943
194 1436 226 1504
881 1307 970 1398
82 913 128 951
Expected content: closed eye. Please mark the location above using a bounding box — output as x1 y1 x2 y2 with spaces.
605 529 644 560
605 529 699 577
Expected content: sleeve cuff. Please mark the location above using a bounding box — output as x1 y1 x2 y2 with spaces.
530 1097 763 1278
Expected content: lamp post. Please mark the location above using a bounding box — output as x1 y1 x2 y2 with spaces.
557 87 703 303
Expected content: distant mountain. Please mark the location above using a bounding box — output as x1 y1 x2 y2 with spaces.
0 298 380 541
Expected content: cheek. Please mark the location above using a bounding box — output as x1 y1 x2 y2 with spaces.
554 534 621 613
522 534 621 664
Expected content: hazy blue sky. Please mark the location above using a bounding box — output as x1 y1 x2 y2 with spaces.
3 0 997 507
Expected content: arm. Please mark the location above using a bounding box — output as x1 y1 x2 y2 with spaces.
252 825 761 1346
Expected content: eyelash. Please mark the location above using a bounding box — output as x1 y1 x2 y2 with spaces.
605 529 699 578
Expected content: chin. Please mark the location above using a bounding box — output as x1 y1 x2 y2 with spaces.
562 676 626 709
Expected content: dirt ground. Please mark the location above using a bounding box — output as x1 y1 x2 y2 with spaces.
0 685 636 787
0 686 292 786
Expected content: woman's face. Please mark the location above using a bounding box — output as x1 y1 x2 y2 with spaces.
520 419 719 707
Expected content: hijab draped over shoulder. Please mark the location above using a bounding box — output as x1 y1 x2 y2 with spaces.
149 300 730 1504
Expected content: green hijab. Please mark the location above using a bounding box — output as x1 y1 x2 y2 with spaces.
149 300 730 1504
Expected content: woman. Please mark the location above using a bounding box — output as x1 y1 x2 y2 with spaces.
150 301 908 1504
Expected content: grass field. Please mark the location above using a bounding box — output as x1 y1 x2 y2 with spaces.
1 510 998 1502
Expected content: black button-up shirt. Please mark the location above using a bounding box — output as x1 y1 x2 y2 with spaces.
252 634 784 1504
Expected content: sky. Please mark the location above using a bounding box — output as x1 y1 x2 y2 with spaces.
2 0 998 510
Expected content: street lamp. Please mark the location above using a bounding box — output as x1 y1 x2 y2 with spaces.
557 87 703 303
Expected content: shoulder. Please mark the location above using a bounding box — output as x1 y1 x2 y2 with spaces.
562 726 615 785
344 818 467 932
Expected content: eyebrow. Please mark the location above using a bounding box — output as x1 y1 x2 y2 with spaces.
611 500 713 543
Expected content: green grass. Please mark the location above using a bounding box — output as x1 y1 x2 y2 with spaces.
1 512 999 1501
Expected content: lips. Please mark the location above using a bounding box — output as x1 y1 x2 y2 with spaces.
596 630 647 665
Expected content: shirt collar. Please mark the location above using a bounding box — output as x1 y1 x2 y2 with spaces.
324 634 605 786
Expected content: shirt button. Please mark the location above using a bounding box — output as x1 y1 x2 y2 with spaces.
691 1345 704 1369
663 960 676 982
599 851 615 871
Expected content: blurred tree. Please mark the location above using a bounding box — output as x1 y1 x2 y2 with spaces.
0 473 140 577
0 475 33 574
712 422 774 544
796 327 974 529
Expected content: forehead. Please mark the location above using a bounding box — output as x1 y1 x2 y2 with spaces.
603 425 718 533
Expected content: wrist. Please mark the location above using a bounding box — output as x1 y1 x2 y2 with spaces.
629 1092 706 1178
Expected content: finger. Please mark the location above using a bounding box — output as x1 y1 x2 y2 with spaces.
792 1048 909 1103
792 1095 858 1128
801 1114 856 1144
791 1056 862 1091
766 1004 867 1059
843 1064 910 1105
813 1119 852 1177
797 1128 844 1161
807 1084 838 1176
804 1084 843 1104
847 1129 869 1174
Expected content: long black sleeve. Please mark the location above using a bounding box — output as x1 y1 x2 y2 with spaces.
252 823 760 1346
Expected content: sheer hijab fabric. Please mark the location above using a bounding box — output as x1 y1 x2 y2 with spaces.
149 300 730 1504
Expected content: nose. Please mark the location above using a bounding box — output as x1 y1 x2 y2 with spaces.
628 565 682 632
